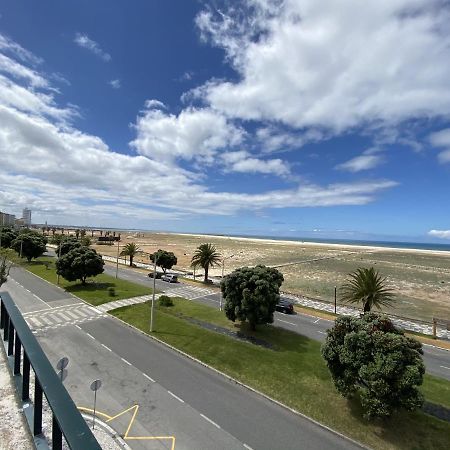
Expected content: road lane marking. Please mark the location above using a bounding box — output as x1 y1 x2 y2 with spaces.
74 325 82 330
244 444 254 450
143 373 155 383
276 318 297 326
313 318 321 323
86 332 95 340
167 391 185 403
317 331 326 335
101 344 112 352
121 357 132 366
200 413 221 429
440 366 450 370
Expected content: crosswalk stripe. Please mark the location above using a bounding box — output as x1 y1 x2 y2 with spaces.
27 317 41 327
57 312 71 321
66 310 80 319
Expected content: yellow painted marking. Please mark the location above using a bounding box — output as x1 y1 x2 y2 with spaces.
77 405 176 449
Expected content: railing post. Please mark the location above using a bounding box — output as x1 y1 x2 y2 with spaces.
34 378 43 435
14 333 21 375
432 318 437 339
22 351 30 401
7 320 14 356
52 415 63 450
3 313 9 341
0 300 5 329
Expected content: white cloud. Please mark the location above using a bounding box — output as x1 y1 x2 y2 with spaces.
221 150 290 176
144 99 166 109
0 34 43 65
429 128 450 163
336 154 384 172
109 79 121 89
428 230 450 239
195 0 450 134
74 33 111 62
131 106 245 163
0 53 49 88
0 33 398 225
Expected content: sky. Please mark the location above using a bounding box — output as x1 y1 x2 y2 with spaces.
0 0 450 243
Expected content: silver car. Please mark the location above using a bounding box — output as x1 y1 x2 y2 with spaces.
161 274 178 283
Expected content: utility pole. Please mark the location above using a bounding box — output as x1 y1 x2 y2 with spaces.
334 286 337 314
115 239 120 279
150 254 157 332
57 239 63 285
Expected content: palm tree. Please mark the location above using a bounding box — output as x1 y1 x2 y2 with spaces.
340 267 395 313
191 243 221 283
120 242 140 266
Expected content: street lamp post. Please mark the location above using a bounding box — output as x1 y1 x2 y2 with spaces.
57 240 62 285
150 253 158 332
20 239 23 258
334 286 337 314
115 239 120 279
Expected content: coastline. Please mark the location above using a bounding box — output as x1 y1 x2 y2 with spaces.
170 232 450 257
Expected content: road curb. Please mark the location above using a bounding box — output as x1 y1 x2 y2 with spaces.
108 308 369 450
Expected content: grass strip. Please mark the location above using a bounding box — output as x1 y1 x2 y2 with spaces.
111 298 450 450
20 257 153 306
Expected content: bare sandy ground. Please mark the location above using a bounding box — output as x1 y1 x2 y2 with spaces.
88 230 449 322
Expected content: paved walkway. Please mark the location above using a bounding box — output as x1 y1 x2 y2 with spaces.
282 292 450 339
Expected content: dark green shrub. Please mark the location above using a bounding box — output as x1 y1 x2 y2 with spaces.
159 295 173 307
107 287 116 297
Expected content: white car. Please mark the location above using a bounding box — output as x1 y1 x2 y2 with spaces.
161 274 178 283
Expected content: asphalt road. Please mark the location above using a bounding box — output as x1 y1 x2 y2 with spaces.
104 264 450 381
2 265 364 450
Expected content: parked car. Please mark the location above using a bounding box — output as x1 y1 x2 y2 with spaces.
148 272 163 279
275 298 294 314
161 274 178 283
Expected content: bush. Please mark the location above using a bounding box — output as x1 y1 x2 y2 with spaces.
159 295 174 307
321 313 425 419
108 287 116 297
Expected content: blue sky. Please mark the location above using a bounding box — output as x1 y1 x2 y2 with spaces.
0 0 450 243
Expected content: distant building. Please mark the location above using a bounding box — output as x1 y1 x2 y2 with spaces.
22 208 31 226
0 211 16 227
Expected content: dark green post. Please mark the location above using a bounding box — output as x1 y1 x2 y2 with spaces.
14 334 21 374
22 352 30 400
52 415 63 450
34 379 43 435
7 321 14 355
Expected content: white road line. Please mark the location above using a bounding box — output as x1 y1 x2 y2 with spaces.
317 330 326 335
200 413 221 429
101 344 112 352
243 444 254 450
313 318 321 324
40 316 54 326
74 325 82 330
167 391 185 403
276 319 297 326
66 310 80 320
121 357 132 366
27 317 41 327
86 333 95 340
57 312 71 321
143 373 155 383
439 365 450 370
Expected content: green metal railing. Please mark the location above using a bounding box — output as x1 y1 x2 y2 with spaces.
0 291 102 450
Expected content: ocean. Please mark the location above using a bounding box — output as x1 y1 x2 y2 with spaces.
232 235 450 252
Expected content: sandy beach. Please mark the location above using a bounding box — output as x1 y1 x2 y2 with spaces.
90 230 450 323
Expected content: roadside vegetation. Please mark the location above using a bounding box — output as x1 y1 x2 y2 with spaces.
111 297 450 450
19 256 152 305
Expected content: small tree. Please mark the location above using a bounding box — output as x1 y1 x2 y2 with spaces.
0 251 13 287
57 237 82 256
222 265 284 331
341 267 394 313
150 249 177 274
190 243 221 282
321 313 425 419
11 234 47 261
120 243 140 266
56 247 104 285
0 228 18 248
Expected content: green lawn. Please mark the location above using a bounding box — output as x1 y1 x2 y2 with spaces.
21 257 152 306
111 298 450 450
